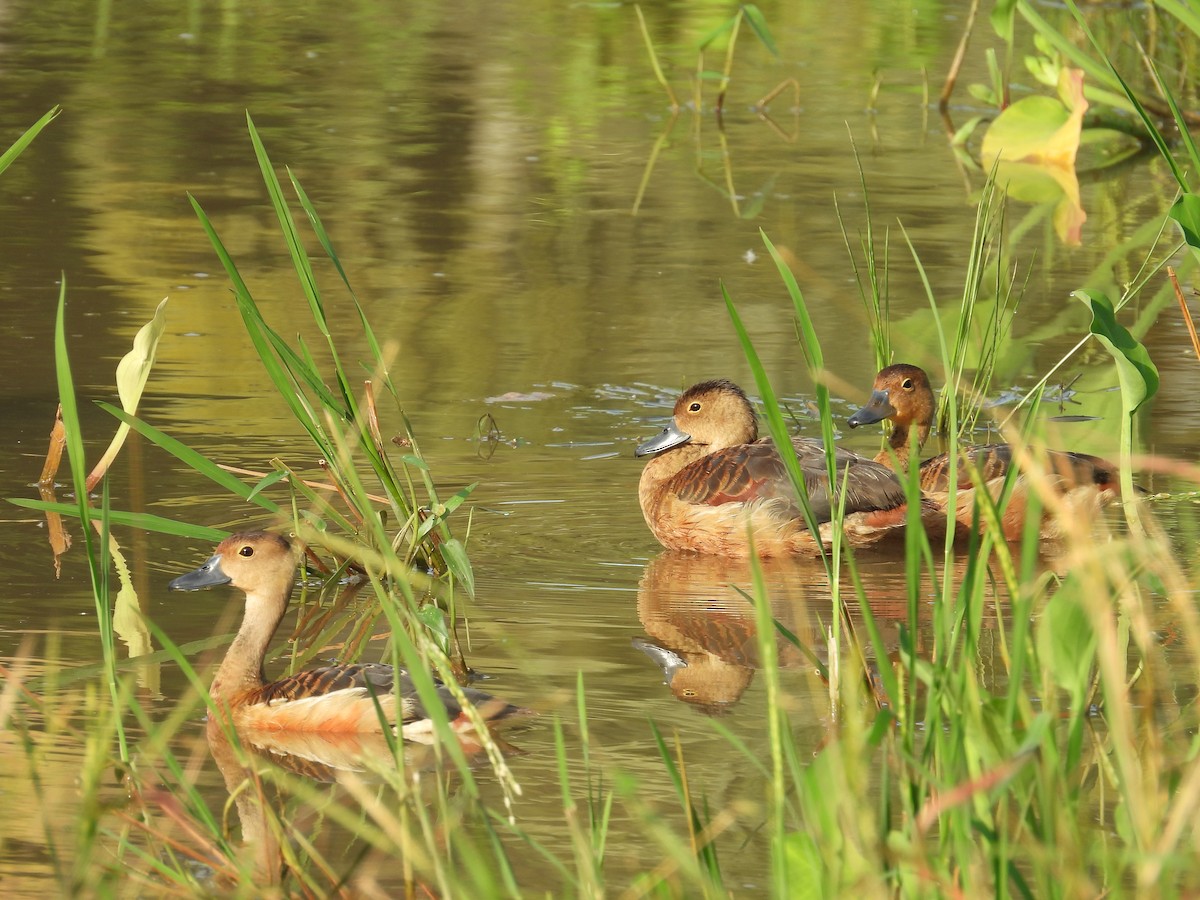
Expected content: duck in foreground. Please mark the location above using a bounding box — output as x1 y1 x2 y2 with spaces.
169 532 528 735
847 364 1129 540
636 380 934 556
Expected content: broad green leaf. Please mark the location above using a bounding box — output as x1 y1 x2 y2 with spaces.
741 5 778 57
438 537 474 598
1073 290 1159 414
782 833 823 900
983 96 1069 163
86 298 168 488
982 69 1087 168
1168 194 1200 250
246 470 289 501
989 0 1018 42
416 603 449 650
1036 588 1095 702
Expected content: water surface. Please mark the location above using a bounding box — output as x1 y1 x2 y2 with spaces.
0 0 1196 891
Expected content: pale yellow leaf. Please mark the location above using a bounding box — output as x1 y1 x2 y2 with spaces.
86 298 169 490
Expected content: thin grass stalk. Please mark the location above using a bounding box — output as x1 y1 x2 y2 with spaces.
839 134 890 370
286 181 456 538
574 673 612 865
634 4 679 109
714 7 742 110
722 288 830 574
743 548 788 897
553 713 602 897
53 280 131 769
641 722 724 896
245 116 358 417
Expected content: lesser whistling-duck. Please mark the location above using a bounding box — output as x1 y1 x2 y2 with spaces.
635 380 935 556
847 363 1129 540
169 532 527 735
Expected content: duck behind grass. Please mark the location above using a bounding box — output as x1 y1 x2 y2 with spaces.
170 532 529 736
847 363 1134 541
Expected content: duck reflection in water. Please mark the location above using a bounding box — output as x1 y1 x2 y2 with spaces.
633 553 828 713
202 718 524 888
634 551 1002 713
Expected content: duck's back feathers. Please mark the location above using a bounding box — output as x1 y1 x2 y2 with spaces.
245 661 396 707
919 443 1123 494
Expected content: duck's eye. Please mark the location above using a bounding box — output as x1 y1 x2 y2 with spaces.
901 379 913 390
238 545 255 558
688 402 701 412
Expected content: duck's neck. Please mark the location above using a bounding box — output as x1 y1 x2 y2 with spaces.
873 422 929 472
211 588 291 704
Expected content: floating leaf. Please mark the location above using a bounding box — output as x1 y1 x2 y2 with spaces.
994 159 1085 246
982 69 1088 168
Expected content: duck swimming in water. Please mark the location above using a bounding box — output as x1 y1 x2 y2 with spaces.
847 364 1129 540
169 532 527 735
636 380 935 556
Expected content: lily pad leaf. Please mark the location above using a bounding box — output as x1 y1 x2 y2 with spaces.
982 69 1088 168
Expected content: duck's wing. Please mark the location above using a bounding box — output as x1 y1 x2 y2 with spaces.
808 440 910 515
393 672 529 726
668 439 905 523
250 664 529 728
249 662 399 705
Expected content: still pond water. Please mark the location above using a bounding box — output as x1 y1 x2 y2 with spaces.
0 0 1198 893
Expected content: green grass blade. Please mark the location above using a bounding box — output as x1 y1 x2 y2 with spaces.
95 403 280 512
722 285 827 563
8 499 228 540
0 106 59 177
741 5 778 57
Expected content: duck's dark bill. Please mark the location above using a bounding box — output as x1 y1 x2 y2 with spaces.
169 555 232 591
847 390 897 428
635 421 692 457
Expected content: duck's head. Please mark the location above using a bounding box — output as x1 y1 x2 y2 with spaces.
636 380 758 457
169 531 298 598
847 364 935 433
